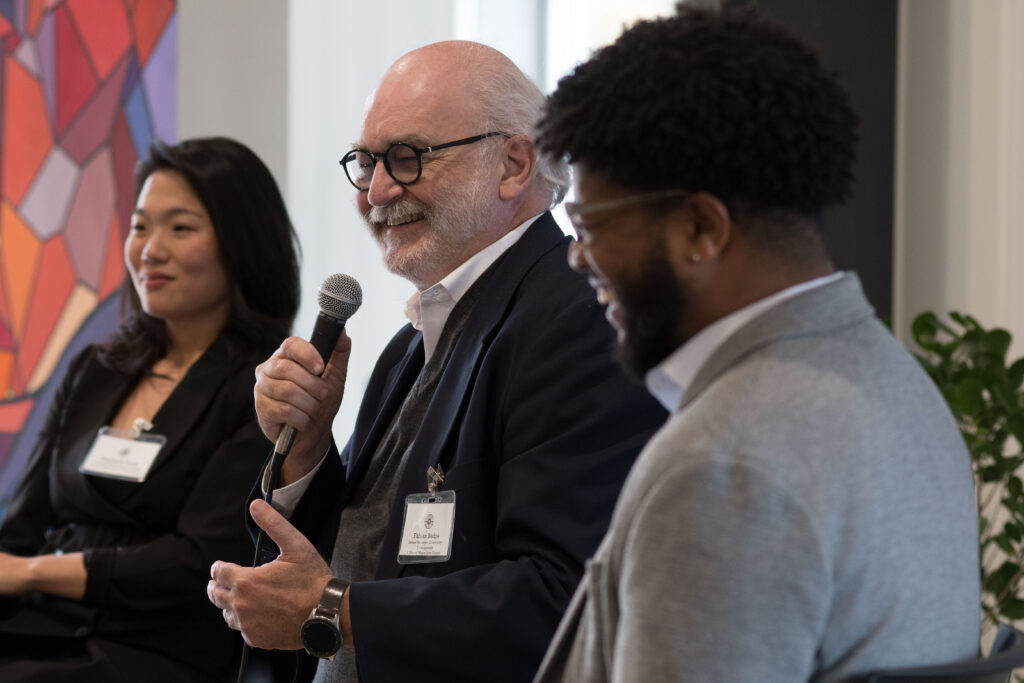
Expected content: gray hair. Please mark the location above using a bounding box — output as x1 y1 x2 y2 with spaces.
462 44 571 207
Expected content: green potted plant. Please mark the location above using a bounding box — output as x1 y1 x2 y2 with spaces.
910 311 1024 637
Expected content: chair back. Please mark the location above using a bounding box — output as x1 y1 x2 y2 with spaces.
864 625 1024 683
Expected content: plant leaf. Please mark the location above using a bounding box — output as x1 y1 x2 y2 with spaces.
984 560 1019 595
986 328 1013 361
909 311 1024 626
1000 596 1024 620
911 312 943 354
1009 477 1024 498
1009 358 1024 391
950 311 969 327
951 376 985 415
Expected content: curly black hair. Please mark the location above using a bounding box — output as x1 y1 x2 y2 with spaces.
537 4 859 219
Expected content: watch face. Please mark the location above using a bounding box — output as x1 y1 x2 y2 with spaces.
301 617 341 658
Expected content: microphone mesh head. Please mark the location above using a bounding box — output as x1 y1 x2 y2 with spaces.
318 273 362 322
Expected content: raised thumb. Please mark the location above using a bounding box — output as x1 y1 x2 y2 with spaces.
250 498 314 557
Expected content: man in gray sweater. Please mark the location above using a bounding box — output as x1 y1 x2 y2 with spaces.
533 5 981 682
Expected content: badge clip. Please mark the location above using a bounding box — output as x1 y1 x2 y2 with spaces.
131 417 154 438
427 463 445 494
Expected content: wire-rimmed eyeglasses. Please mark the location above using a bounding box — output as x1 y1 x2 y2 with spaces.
339 131 509 191
564 190 691 239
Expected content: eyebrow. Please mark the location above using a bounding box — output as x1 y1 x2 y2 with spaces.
132 207 207 220
351 135 431 151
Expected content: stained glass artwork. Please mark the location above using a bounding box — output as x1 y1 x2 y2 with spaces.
0 0 177 506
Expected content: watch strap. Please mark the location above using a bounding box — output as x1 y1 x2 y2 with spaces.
313 577 350 620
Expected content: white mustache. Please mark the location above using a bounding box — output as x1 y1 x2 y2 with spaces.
367 200 430 226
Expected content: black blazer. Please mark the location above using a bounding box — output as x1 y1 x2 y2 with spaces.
0 338 272 682
282 214 667 682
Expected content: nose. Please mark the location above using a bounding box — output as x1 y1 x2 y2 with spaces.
567 239 589 274
365 159 404 207
140 231 168 263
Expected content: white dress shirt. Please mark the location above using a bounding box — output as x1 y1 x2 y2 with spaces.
405 215 539 362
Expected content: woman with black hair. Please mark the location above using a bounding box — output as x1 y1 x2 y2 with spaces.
0 137 300 682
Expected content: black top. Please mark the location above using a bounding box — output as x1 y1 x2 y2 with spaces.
0 336 273 682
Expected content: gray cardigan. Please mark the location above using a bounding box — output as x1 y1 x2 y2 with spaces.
535 274 980 682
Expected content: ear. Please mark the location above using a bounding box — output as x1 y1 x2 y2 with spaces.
497 135 537 201
664 192 732 269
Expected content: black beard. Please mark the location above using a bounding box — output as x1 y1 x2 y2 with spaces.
613 250 686 379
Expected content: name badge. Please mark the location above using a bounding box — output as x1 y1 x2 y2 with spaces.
397 490 456 564
79 425 167 482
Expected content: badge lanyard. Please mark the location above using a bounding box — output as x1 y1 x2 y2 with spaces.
79 417 167 483
397 463 456 564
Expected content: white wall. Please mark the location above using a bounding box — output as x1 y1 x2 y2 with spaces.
895 0 1024 358
178 0 289 190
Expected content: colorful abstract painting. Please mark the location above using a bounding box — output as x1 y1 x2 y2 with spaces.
0 0 176 509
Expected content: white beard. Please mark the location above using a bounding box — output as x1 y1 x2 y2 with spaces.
365 166 494 285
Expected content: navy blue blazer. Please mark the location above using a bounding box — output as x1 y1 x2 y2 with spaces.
283 213 666 682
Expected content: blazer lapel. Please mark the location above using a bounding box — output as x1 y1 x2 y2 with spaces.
413 214 566 469
55 357 142 525
377 213 567 579
143 339 232 475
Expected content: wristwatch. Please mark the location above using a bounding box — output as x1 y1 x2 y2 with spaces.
300 577 350 659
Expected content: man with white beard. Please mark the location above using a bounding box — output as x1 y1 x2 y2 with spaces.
207 40 666 683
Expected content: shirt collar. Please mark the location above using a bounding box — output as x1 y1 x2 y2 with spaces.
404 214 543 360
644 271 845 411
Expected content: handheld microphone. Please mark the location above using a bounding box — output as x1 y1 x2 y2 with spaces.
267 273 362 492
240 274 361 683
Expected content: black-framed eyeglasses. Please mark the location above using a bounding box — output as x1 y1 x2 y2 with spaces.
339 131 509 191
564 189 690 241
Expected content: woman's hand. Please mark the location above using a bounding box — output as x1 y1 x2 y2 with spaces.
0 551 86 600
0 552 30 595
